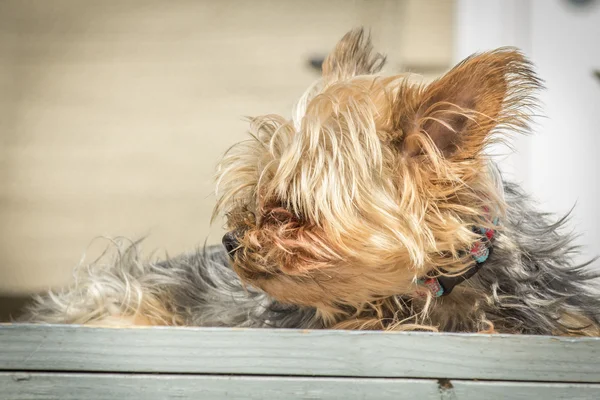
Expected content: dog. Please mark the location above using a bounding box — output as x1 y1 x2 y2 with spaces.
23 28 600 335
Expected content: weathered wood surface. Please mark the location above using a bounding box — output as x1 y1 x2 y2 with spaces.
1 324 600 383
450 381 600 400
2 373 599 400
0 373 440 400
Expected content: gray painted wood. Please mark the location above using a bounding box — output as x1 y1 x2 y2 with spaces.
1 373 441 400
451 380 600 400
4 374 600 400
1 324 600 382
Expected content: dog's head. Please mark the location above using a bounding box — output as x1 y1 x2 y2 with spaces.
215 28 540 321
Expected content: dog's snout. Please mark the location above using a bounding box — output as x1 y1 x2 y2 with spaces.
222 231 240 256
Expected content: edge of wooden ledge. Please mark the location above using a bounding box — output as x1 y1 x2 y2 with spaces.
2 322 599 341
1 323 599 383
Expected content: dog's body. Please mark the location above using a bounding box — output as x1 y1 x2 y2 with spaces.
23 29 600 335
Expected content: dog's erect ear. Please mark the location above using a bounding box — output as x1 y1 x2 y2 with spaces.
322 28 386 83
400 49 541 158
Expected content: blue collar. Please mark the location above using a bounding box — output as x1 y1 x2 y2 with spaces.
418 217 498 297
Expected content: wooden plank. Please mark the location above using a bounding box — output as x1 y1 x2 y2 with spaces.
1 324 600 382
451 380 600 400
4 373 600 400
0 373 441 400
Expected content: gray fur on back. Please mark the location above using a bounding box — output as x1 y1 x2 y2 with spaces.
454 181 600 334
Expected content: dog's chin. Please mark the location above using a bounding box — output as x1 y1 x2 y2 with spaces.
228 250 276 285
228 253 313 306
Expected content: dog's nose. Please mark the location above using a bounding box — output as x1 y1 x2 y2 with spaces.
222 231 240 256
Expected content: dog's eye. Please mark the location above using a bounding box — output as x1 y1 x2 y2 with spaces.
390 136 404 148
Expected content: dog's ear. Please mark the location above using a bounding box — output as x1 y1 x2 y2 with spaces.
399 49 541 158
322 28 386 83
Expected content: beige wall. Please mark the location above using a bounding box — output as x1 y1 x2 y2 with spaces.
0 0 453 293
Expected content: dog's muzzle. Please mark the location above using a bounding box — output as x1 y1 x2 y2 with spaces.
222 231 241 257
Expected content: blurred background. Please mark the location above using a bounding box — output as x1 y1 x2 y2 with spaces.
0 0 598 320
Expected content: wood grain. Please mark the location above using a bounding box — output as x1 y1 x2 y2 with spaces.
3 373 600 400
1 324 599 383
451 380 600 400
1 373 441 400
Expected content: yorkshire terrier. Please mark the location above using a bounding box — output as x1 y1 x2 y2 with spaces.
23 29 600 335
